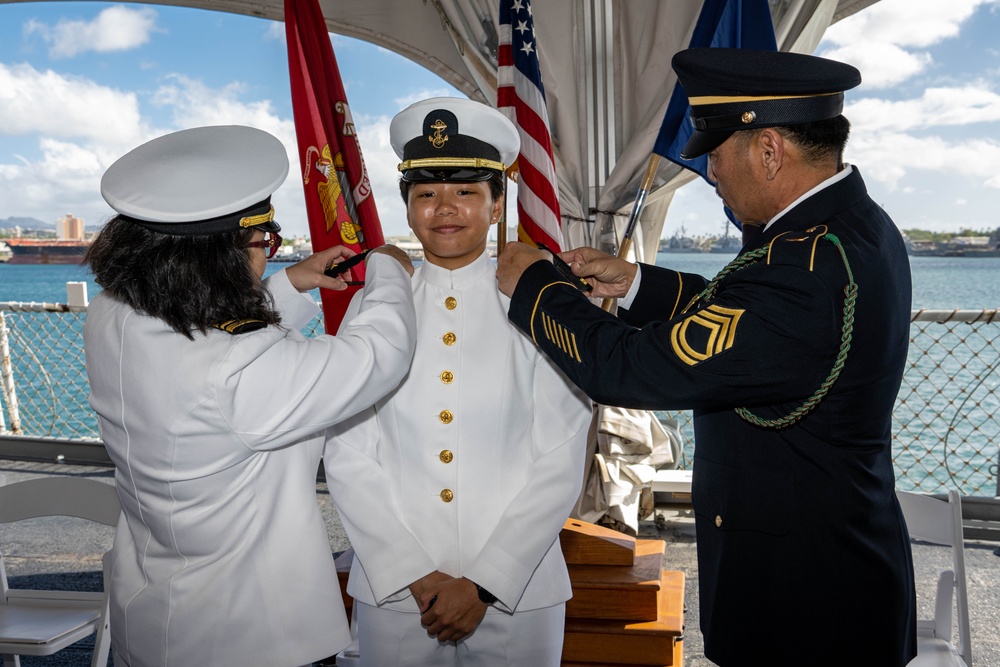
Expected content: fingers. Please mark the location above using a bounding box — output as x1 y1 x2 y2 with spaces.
417 578 486 643
369 244 415 276
286 247 353 292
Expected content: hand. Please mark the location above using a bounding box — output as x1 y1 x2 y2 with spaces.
419 577 488 643
558 246 638 299
369 244 414 276
408 571 454 613
285 245 356 292
496 242 550 296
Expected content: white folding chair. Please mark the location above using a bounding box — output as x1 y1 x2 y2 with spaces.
897 489 972 667
0 477 120 667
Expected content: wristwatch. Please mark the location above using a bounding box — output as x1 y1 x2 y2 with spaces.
474 582 498 604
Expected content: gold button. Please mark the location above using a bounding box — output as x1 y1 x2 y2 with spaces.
443 332 457 346
715 515 723 528
439 410 454 424
445 296 458 310
439 450 454 464
440 489 454 502
440 370 454 384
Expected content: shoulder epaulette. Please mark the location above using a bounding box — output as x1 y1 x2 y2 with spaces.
213 319 267 335
765 225 832 272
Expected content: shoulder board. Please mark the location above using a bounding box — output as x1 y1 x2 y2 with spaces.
764 225 833 273
213 319 267 335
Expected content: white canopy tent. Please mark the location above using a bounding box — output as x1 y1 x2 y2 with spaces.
5 0 878 259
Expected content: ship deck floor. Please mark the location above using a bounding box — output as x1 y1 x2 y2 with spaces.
0 458 996 667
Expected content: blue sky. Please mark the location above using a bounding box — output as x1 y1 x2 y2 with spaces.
2 1 1000 241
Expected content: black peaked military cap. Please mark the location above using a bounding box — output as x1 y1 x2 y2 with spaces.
672 48 862 159
390 97 519 183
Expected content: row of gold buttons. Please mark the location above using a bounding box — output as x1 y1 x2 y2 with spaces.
440 295 457 501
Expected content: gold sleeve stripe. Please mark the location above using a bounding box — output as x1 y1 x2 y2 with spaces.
559 320 572 353
536 311 583 363
670 271 684 319
529 281 576 344
545 313 558 348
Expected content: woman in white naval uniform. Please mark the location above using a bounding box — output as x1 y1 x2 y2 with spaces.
83 126 417 667
325 99 593 666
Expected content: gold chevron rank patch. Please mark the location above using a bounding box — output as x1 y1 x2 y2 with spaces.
670 304 744 366
541 312 582 363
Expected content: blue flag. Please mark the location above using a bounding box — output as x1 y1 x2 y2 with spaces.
653 0 777 228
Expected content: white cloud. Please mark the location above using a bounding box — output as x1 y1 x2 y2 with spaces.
0 62 146 147
24 5 160 59
846 131 1000 191
394 88 461 110
820 0 1000 88
265 21 285 43
822 43 931 89
824 0 991 49
846 85 1000 132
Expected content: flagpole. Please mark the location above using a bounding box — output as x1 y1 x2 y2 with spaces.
601 153 660 311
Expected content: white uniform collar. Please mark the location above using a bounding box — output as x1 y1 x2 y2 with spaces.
418 248 494 290
763 164 854 231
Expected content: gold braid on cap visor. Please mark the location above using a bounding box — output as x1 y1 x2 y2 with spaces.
397 157 506 173
240 206 276 228
687 91 842 105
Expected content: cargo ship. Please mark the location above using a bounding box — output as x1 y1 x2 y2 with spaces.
4 238 90 264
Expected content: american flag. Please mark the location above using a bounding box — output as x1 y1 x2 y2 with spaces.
497 0 564 252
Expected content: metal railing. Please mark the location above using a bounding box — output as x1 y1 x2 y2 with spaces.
2 296 998 497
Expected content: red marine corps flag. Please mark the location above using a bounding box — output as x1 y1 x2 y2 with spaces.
285 0 384 333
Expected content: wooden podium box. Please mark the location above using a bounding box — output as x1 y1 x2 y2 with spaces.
334 520 685 666
560 520 684 667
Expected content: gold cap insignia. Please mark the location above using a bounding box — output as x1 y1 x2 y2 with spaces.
429 119 449 149
741 111 756 124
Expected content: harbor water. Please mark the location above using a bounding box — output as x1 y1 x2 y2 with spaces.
2 254 999 493
3 253 999 309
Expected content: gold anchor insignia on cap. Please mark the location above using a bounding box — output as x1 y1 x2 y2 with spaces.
741 111 757 124
428 119 449 149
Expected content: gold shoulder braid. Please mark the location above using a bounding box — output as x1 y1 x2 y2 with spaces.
686 233 857 430
213 319 267 335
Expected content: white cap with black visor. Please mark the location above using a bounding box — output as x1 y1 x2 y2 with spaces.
100 125 288 236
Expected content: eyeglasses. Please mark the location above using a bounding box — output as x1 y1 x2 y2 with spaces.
243 232 282 259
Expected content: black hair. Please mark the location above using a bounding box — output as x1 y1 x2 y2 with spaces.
732 115 851 167
776 115 852 166
398 170 505 203
84 216 280 339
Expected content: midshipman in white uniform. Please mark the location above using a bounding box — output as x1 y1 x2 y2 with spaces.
326 98 593 666
84 125 417 667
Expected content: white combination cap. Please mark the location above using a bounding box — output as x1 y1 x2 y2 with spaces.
390 97 519 183
100 125 288 236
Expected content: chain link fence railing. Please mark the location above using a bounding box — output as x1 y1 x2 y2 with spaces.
2 301 998 497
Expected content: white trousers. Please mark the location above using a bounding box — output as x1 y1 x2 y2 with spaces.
354 601 565 667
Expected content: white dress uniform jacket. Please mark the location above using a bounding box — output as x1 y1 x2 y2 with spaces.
83 255 415 667
326 251 592 615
